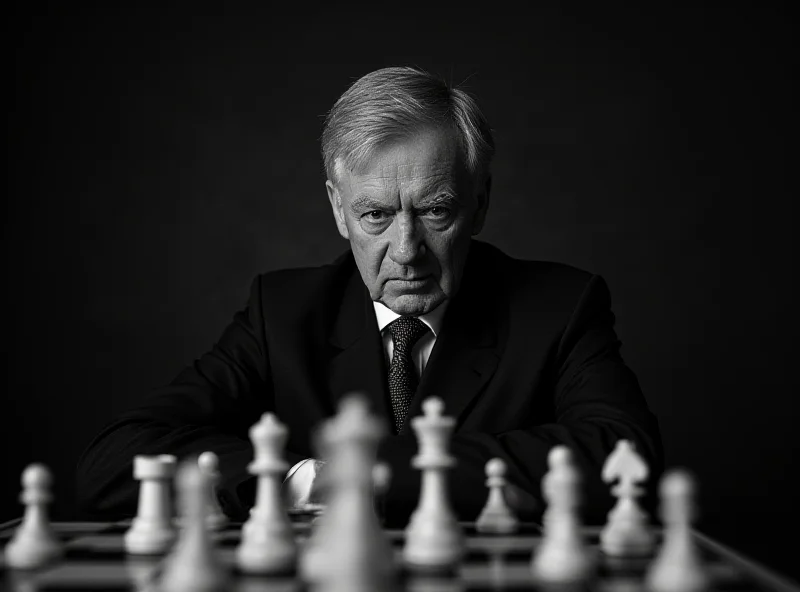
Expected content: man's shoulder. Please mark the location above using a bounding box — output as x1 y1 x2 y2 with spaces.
469 240 608 324
254 249 356 295
255 249 354 288
247 249 357 316
471 240 595 293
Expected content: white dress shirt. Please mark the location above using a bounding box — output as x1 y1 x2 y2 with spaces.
372 299 448 375
282 301 449 507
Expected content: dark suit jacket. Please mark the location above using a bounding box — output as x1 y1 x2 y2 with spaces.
76 240 662 525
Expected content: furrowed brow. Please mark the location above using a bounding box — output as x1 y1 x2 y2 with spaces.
349 195 388 213
416 190 458 208
415 176 458 200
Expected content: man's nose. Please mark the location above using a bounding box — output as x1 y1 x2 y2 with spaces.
389 213 424 265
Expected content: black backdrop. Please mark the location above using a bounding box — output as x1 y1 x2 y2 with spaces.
6 3 797 580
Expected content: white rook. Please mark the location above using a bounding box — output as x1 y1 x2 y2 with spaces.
125 454 177 555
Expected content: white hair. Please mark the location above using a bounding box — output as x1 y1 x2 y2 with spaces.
321 66 495 185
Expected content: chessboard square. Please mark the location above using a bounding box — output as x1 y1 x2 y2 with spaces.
65 534 131 557
20 560 159 589
462 522 541 536
214 546 238 566
213 528 246 548
463 547 532 563
459 562 535 588
598 553 652 577
231 577 303 592
465 534 536 553
385 528 406 544
52 522 119 536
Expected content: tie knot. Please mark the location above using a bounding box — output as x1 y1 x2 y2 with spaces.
387 316 430 354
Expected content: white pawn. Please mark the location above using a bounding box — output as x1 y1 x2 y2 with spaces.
646 470 709 592
403 397 464 571
4 464 63 569
124 455 177 555
197 452 228 530
600 440 655 556
236 412 297 575
159 460 228 592
372 460 392 523
540 445 565 535
530 445 594 583
476 458 519 534
372 461 392 498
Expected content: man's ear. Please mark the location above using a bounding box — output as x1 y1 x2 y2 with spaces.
471 174 492 235
326 180 350 240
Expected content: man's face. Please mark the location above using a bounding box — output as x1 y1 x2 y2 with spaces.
327 126 490 315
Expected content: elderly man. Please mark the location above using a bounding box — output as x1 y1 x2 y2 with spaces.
76 66 662 525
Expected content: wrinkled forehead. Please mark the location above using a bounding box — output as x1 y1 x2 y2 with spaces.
333 126 469 188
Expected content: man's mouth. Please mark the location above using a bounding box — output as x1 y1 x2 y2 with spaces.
388 276 431 287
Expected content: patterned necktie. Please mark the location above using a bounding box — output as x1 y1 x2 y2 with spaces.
387 316 430 434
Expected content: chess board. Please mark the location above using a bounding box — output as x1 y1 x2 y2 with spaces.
1 516 797 591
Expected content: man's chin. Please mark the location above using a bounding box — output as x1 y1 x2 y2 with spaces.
381 293 444 316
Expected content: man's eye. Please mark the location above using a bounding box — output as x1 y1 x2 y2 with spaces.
364 210 386 220
427 206 451 218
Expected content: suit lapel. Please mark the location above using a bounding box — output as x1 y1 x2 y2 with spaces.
327 267 392 426
402 244 505 434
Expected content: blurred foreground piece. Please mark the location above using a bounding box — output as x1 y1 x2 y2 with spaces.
197 451 229 531
646 469 709 592
4 464 63 569
476 457 519 534
300 394 397 591
159 461 228 591
372 460 392 525
530 445 594 583
600 439 655 557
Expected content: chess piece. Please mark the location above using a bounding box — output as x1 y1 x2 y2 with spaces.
236 412 297 575
600 439 655 557
476 458 519 534
372 460 392 524
530 445 594 583
124 455 177 555
197 452 229 530
372 460 392 498
159 460 228 592
403 397 465 571
299 394 397 591
540 445 563 536
646 469 709 592
4 464 64 569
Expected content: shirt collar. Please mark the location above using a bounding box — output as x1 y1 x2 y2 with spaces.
372 300 449 337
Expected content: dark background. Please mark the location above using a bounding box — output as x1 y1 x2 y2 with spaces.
5 2 797 580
